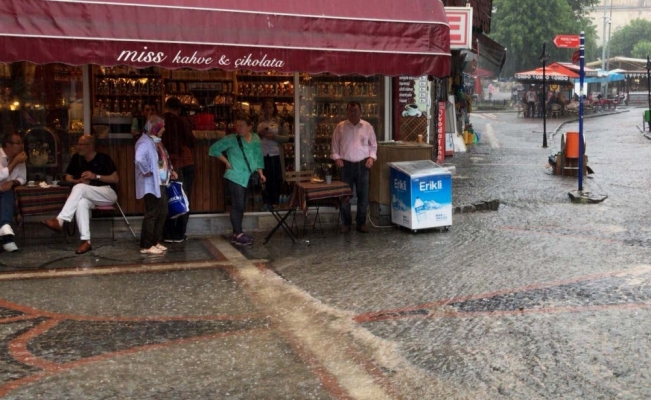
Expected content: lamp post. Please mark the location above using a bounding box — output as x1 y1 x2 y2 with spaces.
540 42 550 148
647 55 651 132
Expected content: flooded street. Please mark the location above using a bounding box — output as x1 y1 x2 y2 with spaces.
1 109 650 399
256 108 651 398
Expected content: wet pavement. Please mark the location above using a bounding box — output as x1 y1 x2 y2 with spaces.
0 107 650 399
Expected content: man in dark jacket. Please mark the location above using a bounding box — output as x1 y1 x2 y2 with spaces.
162 97 195 243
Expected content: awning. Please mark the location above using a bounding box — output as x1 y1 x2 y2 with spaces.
0 0 451 77
583 71 626 83
474 34 506 75
514 65 579 84
549 62 598 77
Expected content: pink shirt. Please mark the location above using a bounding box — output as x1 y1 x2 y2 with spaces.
331 119 377 163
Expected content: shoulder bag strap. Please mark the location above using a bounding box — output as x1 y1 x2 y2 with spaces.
236 135 253 174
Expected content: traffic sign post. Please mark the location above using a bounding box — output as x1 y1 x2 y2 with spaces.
553 34 580 49
578 32 585 191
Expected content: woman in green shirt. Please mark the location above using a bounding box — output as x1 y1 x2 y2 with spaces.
209 114 266 246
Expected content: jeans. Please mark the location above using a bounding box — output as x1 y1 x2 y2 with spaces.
0 190 15 244
141 187 168 249
228 179 247 235
164 164 194 240
340 160 370 227
263 155 282 205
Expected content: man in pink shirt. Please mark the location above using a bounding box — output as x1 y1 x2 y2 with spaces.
331 101 377 233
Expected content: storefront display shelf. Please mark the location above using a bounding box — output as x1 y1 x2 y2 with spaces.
237 75 293 81
95 94 161 97
237 95 293 101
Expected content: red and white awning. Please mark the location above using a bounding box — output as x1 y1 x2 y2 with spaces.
0 0 451 77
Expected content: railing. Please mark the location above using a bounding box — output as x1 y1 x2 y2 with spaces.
473 99 509 110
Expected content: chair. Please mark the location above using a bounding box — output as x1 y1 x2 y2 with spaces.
94 201 136 241
262 171 314 244
550 103 562 118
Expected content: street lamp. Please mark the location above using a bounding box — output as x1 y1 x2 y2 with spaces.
540 42 550 148
647 55 650 131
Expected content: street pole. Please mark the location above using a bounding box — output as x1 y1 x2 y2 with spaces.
647 55 651 131
578 32 585 192
540 42 549 148
604 0 614 96
601 0 607 96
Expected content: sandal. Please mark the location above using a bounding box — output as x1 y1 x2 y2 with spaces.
140 246 163 255
155 244 168 251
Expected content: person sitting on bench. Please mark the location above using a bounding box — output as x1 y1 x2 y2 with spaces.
41 135 119 254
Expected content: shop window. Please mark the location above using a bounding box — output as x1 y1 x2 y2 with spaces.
298 74 385 178
0 62 83 182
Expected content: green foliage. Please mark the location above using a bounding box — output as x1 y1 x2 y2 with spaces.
490 0 598 77
608 19 651 58
631 41 651 59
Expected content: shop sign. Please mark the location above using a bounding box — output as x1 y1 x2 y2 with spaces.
116 47 286 69
437 102 446 164
445 7 473 50
514 74 570 82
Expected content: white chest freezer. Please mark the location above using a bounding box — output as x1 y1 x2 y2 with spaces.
390 160 452 230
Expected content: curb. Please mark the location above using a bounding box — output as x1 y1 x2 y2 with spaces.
453 199 500 214
550 109 630 142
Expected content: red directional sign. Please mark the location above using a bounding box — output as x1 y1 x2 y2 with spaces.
571 50 580 64
554 34 580 48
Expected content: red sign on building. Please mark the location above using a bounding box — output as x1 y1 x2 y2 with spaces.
437 102 446 164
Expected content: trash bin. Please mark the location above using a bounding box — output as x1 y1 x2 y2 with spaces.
644 110 650 122
565 132 579 158
390 160 452 230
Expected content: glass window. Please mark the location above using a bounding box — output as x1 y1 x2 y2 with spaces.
297 74 385 177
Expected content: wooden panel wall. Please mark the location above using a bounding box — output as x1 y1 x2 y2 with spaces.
97 140 225 215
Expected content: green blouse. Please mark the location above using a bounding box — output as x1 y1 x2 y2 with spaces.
208 133 264 188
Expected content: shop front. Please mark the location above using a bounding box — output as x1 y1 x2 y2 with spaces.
0 0 451 215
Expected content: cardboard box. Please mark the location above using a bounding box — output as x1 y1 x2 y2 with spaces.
370 142 433 205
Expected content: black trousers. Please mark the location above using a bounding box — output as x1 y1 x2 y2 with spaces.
263 155 282 205
340 159 370 227
228 179 248 235
141 187 168 249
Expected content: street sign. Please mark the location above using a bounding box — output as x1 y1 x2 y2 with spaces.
553 34 580 48
571 50 580 64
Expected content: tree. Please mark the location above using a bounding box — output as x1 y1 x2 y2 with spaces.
489 0 598 77
566 0 600 17
608 19 651 58
632 41 651 59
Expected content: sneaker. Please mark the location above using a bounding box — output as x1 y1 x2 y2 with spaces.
140 246 163 255
231 233 253 246
3 242 18 253
163 238 175 243
172 235 187 243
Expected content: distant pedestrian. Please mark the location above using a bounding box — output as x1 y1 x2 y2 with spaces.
525 87 536 118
